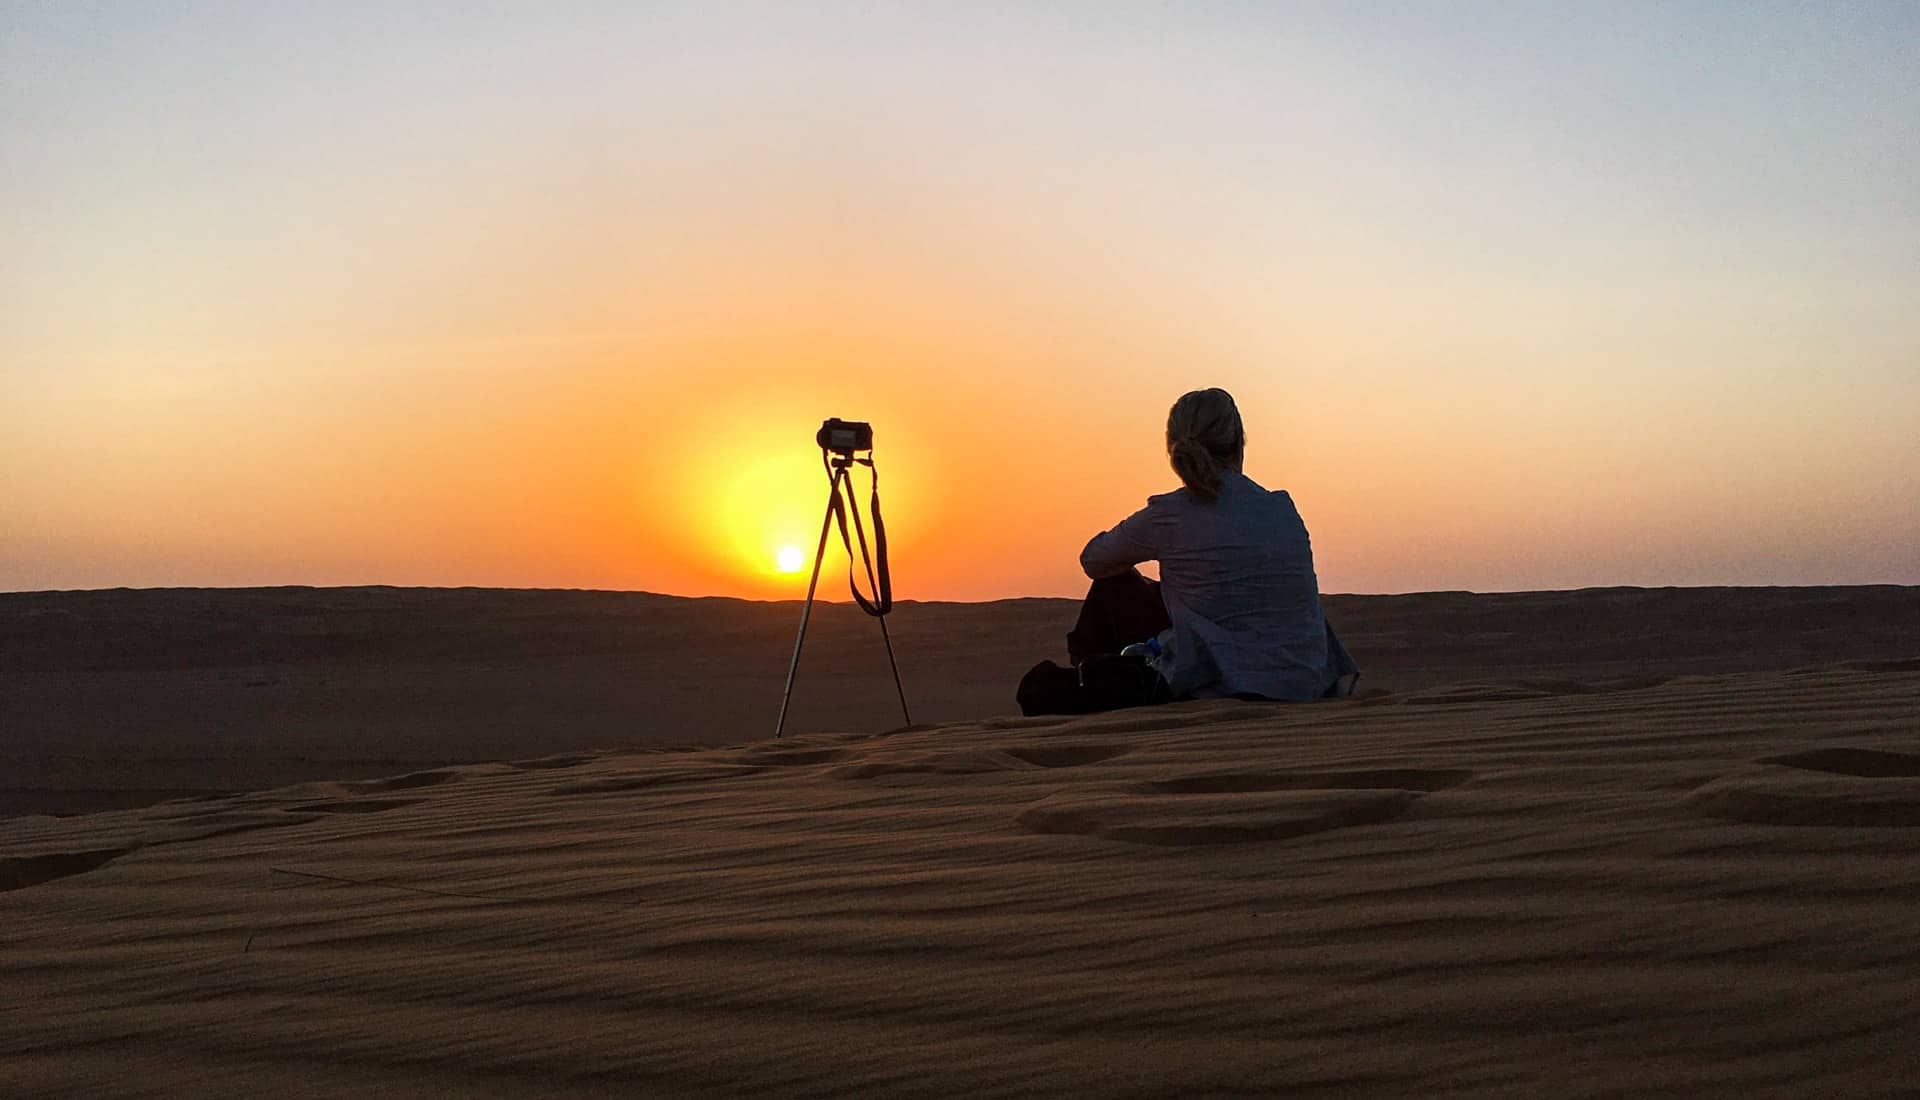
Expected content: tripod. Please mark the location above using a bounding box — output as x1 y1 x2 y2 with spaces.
775 449 911 738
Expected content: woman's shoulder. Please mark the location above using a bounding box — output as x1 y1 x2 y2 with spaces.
1141 474 1297 514
1145 485 1191 509
1233 472 1295 502
1221 476 1306 526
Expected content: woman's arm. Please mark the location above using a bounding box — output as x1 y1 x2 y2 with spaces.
1080 504 1159 579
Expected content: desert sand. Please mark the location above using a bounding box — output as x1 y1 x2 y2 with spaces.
4 586 1920 1095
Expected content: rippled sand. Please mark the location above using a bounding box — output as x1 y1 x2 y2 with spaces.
6 652 1919 1095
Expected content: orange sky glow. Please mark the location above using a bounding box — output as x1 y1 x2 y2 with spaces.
3 5 1916 599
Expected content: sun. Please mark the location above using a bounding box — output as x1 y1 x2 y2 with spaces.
775 545 806 574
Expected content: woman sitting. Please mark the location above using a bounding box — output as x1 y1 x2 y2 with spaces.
1018 387 1358 715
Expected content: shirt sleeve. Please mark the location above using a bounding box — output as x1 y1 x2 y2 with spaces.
1080 502 1160 579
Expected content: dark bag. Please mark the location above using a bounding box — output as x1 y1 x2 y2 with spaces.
1016 653 1172 717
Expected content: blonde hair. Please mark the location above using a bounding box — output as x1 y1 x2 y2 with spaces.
1165 388 1245 502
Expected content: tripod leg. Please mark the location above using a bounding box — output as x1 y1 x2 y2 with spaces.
877 614 912 728
775 469 844 738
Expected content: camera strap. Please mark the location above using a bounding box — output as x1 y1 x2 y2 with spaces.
825 454 892 617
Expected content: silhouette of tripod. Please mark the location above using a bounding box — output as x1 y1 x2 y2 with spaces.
775 450 911 738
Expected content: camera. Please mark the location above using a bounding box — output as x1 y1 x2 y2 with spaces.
816 418 873 455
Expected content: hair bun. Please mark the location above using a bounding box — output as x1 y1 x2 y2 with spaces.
1165 388 1242 503
1169 437 1223 501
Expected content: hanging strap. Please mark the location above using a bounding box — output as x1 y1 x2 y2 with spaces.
825 453 892 617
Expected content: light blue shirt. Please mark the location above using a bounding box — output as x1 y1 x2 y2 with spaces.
1080 470 1334 701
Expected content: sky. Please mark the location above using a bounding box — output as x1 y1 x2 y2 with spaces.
4 1 1917 600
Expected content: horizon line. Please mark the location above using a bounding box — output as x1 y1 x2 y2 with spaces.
6 580 1918 603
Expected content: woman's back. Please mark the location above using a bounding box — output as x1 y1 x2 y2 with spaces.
1080 469 1333 701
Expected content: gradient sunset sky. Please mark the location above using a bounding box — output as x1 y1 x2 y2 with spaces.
4 2 1916 600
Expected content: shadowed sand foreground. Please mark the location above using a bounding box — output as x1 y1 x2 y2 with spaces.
5 651 1920 1092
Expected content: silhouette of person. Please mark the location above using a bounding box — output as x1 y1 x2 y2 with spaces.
1020 388 1357 715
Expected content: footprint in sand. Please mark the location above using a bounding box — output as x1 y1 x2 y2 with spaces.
548 740 1132 791
828 742 1134 781
0 847 135 892
1688 748 1920 828
506 753 600 771
1390 676 1680 707
281 798 424 815
736 747 851 767
345 768 461 793
552 764 765 796
1001 744 1134 768
1018 767 1470 847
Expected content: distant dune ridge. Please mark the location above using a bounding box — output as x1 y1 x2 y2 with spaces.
5 584 1919 817
4 586 1920 1094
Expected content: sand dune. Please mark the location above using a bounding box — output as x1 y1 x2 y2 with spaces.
4 587 1920 1095
7 584 1919 816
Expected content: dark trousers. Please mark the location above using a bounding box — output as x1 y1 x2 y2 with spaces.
1066 571 1173 664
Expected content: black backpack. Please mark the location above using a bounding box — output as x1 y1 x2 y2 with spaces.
1016 653 1172 717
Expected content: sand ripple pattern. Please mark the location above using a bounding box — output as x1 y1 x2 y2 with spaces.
5 664 1920 1096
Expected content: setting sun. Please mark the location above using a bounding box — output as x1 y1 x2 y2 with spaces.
776 545 806 574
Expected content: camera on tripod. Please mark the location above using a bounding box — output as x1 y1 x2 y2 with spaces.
777 416 909 738
816 418 873 456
